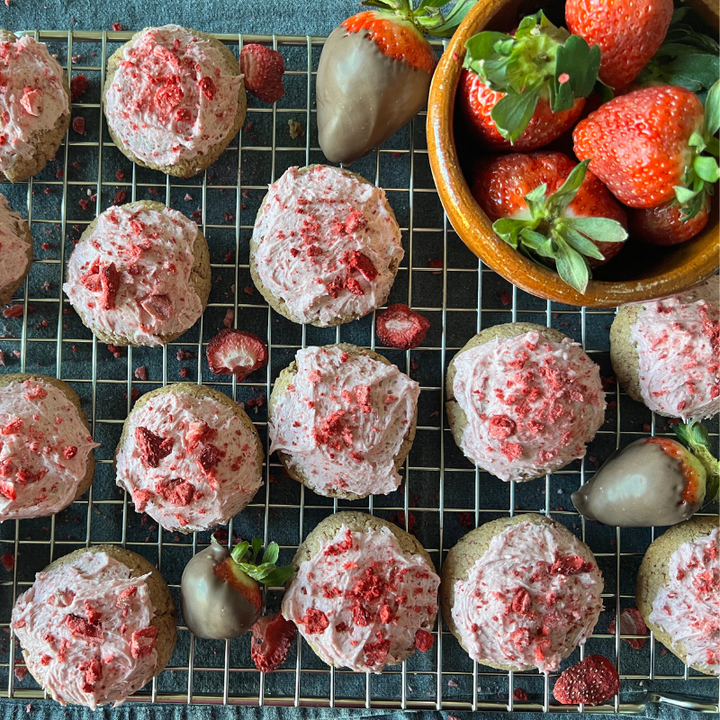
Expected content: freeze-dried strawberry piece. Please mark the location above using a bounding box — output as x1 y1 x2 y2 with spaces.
608 607 647 650
240 44 285 103
251 612 297 673
206 329 268 381
300 608 329 634
130 626 158 659
70 74 89 102
375 304 430 350
348 250 378 281
158 478 195 507
198 443 223 472
99 263 120 311
80 259 101 291
141 294 173 320
553 654 620 706
135 427 174 468
414 628 434 652
363 638 390 666
551 554 593 576
65 614 102 640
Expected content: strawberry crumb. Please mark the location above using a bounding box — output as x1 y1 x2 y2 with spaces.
70 74 89 102
1 553 14 571
112 23 123 31
71 116 85 135
134 365 147 381
513 688 528 701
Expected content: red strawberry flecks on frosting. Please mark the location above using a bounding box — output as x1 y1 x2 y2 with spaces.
135 427 174 469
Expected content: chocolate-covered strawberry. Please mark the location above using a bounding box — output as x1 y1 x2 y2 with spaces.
572 435 713 527
180 537 294 640
317 0 473 164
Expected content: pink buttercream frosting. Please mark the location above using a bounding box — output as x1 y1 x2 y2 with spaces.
252 165 404 326
630 276 719 421
63 204 204 346
0 378 98 521
0 195 30 291
0 35 69 174
649 527 719 675
115 388 262 533
269 346 419 497
12 551 158 709
451 519 604 672
282 524 439 672
452 331 605 481
104 25 242 167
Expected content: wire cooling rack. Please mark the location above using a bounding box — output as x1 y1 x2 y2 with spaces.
0 29 718 714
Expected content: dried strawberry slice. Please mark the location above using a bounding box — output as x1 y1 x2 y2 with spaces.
348 251 378 281
375 304 430 350
206 329 268 380
608 607 647 650
250 612 296 673
553 654 620 706
99 263 120 311
240 44 285 104
141 294 173 320
198 443 223 472
135 427 174 468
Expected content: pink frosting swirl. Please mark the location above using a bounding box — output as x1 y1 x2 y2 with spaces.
63 204 204 346
269 346 419 497
115 388 262 533
649 527 719 675
630 276 719 421
0 378 98 521
0 36 69 174
452 331 605 481
451 519 604 673
0 195 30 291
252 165 404 326
12 551 158 709
282 524 439 672
104 25 242 167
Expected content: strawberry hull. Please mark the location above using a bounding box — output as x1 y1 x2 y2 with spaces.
317 27 432 165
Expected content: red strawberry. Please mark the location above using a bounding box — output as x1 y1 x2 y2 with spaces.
459 12 600 150
566 0 673 89
472 152 627 293
251 612 297 673
553 654 620 706
573 84 719 211
317 0 473 164
240 44 285 104
375 304 430 350
608 607 647 650
629 200 710 246
206 329 268 381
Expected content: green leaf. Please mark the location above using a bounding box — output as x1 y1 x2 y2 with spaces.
519 228 550 251
694 155 720 183
417 0 452 10
703 79 720 138
674 421 720 504
515 11 543 39
231 541 250 564
663 54 720 91
261 565 296 588
546 160 589 215
562 217 629 242
423 0 478 37
675 185 701 204
552 35 600 111
464 31 511 66
252 537 263 562
491 84 542 142
554 239 590 293
561 226 606 260
261 541 280 566
523 183 548 218
492 217 535 248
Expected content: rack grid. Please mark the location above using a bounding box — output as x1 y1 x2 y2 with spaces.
0 29 718 714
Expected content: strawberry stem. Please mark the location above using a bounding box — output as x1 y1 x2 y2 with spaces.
675 421 720 504
360 0 475 37
224 536 296 587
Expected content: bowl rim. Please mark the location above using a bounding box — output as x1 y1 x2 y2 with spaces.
426 0 720 308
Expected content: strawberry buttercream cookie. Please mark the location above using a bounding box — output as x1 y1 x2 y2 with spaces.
0 194 33 306
282 511 439 672
63 201 210 347
446 322 605 482
0 374 97 522
268 343 419 500
440 514 604 673
636 516 719 675
250 165 404 327
610 276 719 421
0 31 71 183
12 545 176 708
103 25 246 178
115 383 264 533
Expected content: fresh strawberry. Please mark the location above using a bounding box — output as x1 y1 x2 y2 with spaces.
251 612 297 673
240 44 285 104
573 82 720 215
566 0 673 89
206 329 268 381
317 0 474 164
472 152 627 293
629 200 710 246
375 304 430 349
459 12 600 150
553 654 620 706
181 537 295 640
608 607 647 650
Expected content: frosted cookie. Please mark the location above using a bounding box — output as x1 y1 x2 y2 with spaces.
62 201 210 347
0 374 97 522
103 25 246 178
115 383 264 533
250 165 404 327
12 545 176 708
0 31 71 183
0 194 33 306
610 276 719 421
636 516 719 675
282 511 439 672
440 514 604 673
446 323 605 482
268 343 419 500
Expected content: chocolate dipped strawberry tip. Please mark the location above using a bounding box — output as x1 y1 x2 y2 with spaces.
375 303 430 349
206 329 268 380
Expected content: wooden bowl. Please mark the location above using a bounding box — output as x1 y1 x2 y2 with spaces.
427 0 719 307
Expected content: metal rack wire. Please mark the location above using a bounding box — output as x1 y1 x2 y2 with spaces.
0 29 718 714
